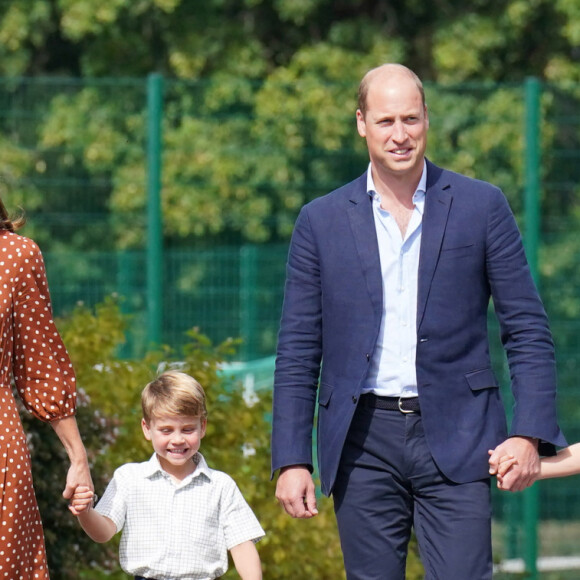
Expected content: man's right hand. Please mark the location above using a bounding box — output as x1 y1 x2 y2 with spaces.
275 465 318 518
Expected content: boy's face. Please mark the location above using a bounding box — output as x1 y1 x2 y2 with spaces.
142 414 206 478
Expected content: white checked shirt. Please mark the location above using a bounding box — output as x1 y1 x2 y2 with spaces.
95 452 265 580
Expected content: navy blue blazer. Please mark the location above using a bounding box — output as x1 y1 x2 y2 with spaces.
271 160 566 496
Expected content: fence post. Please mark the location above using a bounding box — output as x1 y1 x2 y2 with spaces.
522 75 542 580
240 245 258 361
146 73 164 347
117 250 135 357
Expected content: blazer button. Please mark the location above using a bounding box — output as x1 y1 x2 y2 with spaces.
352 395 358 404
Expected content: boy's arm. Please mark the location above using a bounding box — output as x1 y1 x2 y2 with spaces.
70 486 117 543
77 506 117 543
539 443 580 480
230 541 262 580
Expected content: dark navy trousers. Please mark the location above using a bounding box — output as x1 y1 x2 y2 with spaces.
333 403 493 580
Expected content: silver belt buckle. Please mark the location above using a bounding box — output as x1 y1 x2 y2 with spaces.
398 396 414 414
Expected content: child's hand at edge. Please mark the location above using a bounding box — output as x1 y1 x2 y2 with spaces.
69 485 95 516
488 449 518 489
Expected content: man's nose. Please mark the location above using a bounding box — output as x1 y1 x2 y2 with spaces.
392 120 407 142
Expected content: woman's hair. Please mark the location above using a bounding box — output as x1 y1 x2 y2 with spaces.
142 370 208 424
0 198 26 232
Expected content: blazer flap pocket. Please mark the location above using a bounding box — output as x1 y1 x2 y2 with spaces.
465 368 498 391
318 382 333 407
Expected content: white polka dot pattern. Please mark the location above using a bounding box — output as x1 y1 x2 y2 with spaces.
0 230 78 579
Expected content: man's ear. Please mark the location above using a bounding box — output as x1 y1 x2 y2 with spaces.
356 109 367 138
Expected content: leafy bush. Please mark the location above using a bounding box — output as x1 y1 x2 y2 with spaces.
23 297 422 578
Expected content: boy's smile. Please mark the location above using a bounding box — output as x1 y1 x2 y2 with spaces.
142 414 207 480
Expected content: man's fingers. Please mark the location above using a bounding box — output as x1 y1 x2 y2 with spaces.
279 495 311 518
498 467 536 492
275 466 318 519
490 437 540 492
304 487 318 516
277 489 317 518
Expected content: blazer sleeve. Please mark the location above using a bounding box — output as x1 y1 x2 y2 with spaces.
271 206 323 476
486 189 566 453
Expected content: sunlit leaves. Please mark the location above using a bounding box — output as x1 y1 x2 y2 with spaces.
59 0 129 40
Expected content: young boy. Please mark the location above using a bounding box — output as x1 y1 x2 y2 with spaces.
70 370 264 580
490 443 580 484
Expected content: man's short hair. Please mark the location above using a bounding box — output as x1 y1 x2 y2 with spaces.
142 370 208 424
357 63 426 118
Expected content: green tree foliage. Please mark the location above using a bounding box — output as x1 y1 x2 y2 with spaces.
0 0 576 82
0 0 578 251
24 300 423 578
1 0 579 570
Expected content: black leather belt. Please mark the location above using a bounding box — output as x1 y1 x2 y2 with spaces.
360 393 420 414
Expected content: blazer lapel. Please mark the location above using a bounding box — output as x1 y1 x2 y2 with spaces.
347 174 383 317
417 162 453 330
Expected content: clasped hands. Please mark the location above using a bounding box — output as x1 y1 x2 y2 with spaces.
276 437 540 519
488 436 540 491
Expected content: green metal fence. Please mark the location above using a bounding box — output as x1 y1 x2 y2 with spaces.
2 75 580 577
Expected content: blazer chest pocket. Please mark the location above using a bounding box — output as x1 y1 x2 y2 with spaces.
465 368 498 391
440 242 476 259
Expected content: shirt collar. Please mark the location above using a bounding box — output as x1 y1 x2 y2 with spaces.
366 161 427 212
144 452 212 483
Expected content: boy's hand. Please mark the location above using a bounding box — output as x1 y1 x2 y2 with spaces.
488 449 518 489
69 485 95 516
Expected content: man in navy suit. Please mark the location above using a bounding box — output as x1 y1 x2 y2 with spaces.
271 63 566 579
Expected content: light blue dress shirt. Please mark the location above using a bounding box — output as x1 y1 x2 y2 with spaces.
362 161 427 398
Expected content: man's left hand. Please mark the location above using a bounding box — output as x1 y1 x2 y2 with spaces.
488 436 539 491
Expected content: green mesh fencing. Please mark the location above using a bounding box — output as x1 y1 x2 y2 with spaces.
2 76 580 576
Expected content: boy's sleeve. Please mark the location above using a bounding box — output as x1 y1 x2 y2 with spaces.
220 476 265 550
95 468 128 532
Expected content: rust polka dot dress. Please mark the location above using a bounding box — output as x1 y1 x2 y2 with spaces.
0 230 77 579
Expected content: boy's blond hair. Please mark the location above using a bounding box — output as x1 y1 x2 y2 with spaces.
142 370 207 424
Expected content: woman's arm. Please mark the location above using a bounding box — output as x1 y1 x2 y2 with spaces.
50 416 93 500
230 541 262 580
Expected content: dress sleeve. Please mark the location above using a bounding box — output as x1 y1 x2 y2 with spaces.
11 238 77 421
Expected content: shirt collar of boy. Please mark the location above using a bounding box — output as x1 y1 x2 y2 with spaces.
144 452 212 483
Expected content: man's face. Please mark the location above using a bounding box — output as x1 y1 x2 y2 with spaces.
356 71 429 184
